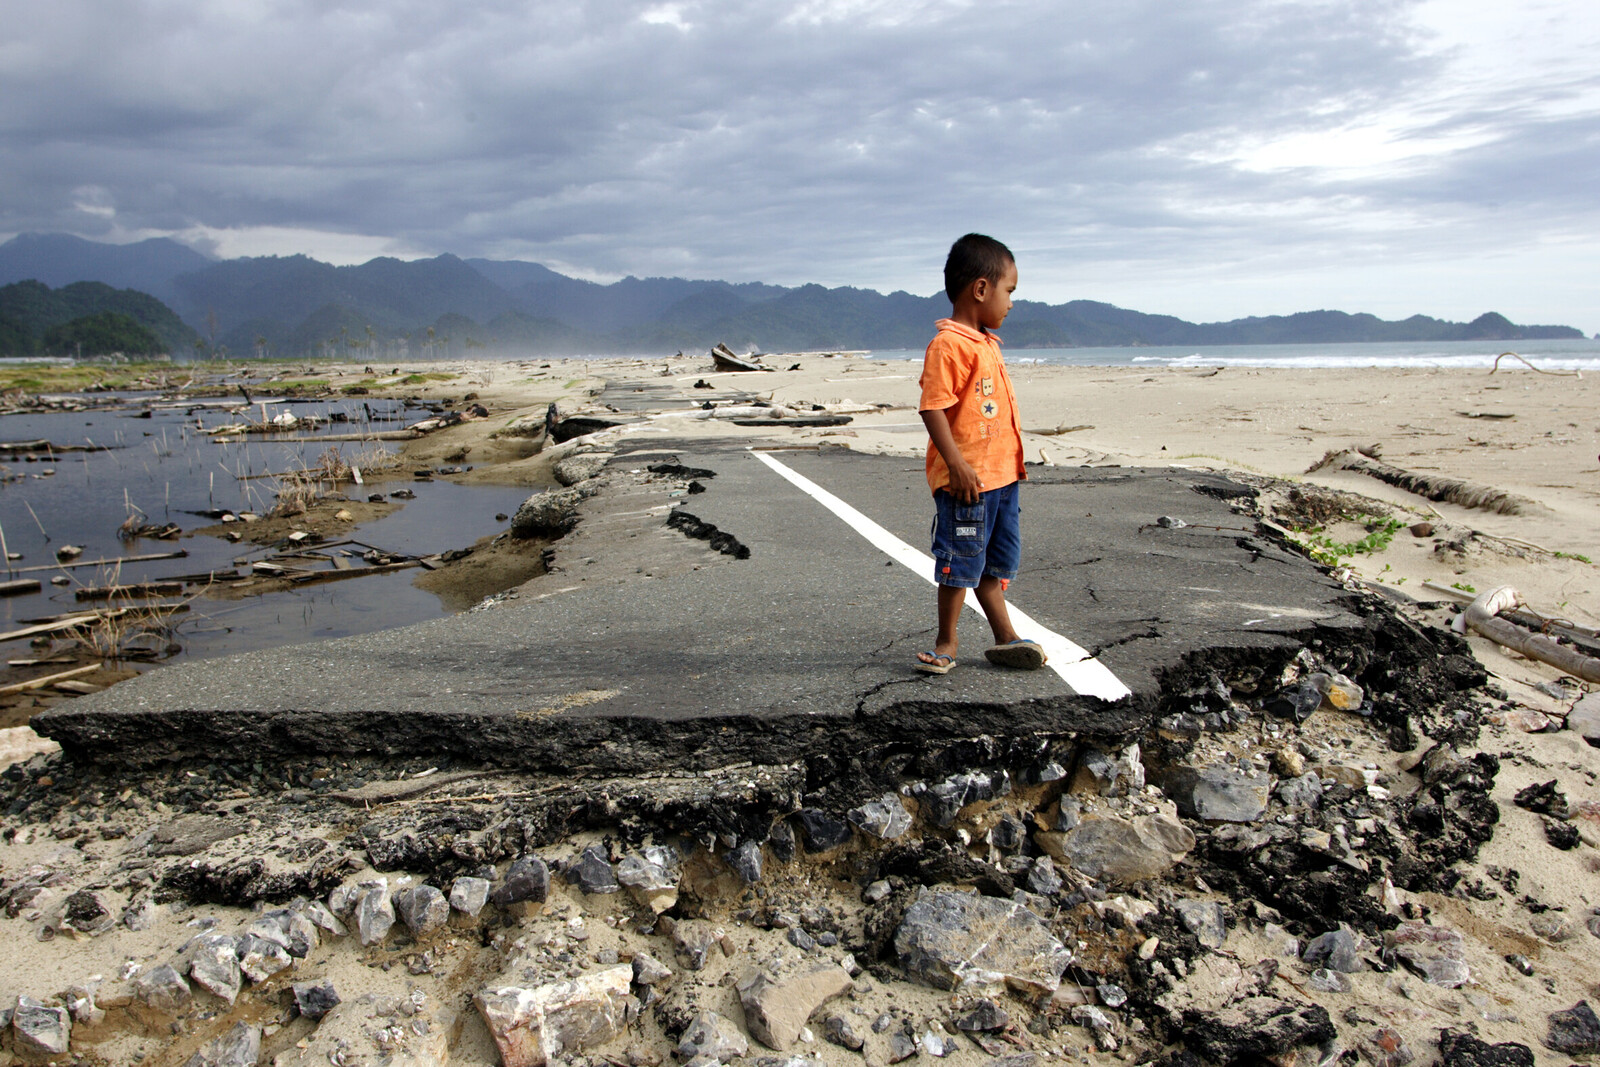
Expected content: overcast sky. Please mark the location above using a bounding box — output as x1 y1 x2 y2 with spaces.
3 0 1597 330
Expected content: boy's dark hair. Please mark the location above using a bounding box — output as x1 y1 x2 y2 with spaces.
944 233 1014 303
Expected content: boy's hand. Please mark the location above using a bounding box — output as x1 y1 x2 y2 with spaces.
921 407 983 503
946 459 982 504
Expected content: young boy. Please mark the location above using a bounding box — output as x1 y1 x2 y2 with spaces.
915 233 1046 675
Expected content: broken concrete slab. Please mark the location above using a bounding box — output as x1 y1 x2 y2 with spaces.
894 888 1071 997
1036 812 1195 884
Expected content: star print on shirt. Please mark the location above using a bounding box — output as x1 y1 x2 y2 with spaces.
981 398 998 419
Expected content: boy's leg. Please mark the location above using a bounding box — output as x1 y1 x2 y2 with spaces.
972 575 1021 646
916 584 966 668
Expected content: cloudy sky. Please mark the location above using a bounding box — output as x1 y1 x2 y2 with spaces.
3 0 1597 329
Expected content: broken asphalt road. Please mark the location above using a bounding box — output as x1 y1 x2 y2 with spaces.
35 441 1368 772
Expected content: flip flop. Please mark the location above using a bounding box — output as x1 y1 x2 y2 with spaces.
985 639 1046 670
915 652 956 675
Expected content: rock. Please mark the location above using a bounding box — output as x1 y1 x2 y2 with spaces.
492 856 551 910
954 999 1009 1031
1302 929 1362 973
188 933 243 1003
1548 1001 1600 1054
990 813 1026 851
355 880 395 945
1056 795 1081 830
1180 996 1336 1066
293 979 341 1020
847 793 912 840
327 882 361 917
135 963 192 1012
1439 1028 1535 1067
824 1013 864 1050
1275 772 1323 809
511 485 595 537
12 995 71 1057
1512 779 1568 817
1165 764 1271 823
615 846 678 913
888 1029 919 1063
62 888 115 935
1024 856 1062 896
923 772 998 828
395 885 451 935
677 1010 750 1062
301 899 347 937
451 875 492 916
767 820 796 862
922 1027 960 1056
1262 922 1300 958
122 898 157 931
1174 900 1227 948
552 451 614 486
1544 817 1581 851
571 846 620 894
1097 984 1128 1008
1036 812 1195 884
150 814 249 857
1358 1027 1414 1067
1531 913 1577 941
786 927 817 952
736 961 854 1050
794 809 853 851
1567 693 1600 746
725 840 763 884
632 952 673 986
183 1022 261 1067
475 964 634 1067
667 919 726 970
1270 747 1306 777
894 888 1071 997
1307 968 1351 993
863 879 891 904
250 910 318 957
1390 923 1470 986
236 933 293 984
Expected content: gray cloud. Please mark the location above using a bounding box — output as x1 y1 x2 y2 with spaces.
2 0 1596 326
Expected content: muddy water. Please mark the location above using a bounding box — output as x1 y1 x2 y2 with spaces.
0 395 531 662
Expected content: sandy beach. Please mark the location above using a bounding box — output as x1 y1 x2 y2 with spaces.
0 349 1597 1067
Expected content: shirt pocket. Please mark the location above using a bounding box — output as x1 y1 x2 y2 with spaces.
952 501 986 557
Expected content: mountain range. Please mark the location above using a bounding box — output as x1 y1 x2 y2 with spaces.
0 232 1584 359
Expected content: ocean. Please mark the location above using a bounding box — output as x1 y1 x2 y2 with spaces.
866 337 1600 371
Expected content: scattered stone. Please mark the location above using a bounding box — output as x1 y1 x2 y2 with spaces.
1263 922 1300 958
135 962 192 1012
122 898 157 931
990 812 1026 851
923 772 997 828
1180 997 1336 1065
632 951 673 986
1070 1006 1120 1051
355 880 396 945
1544 817 1581 850
863 880 891 904
786 926 817 952
616 846 678 913
62 888 115 935
667 919 727 971
293 979 341 1020
1391 923 1470 986
552 451 614 486
395 884 451 935
888 1029 919 1063
1513 779 1568 817
183 1022 262 1067
824 1013 865 1050
677 1010 750 1062
1036 812 1195 884
1505 953 1534 976
1097 984 1128 1008
1024 856 1062 896
1302 929 1362 973
302 898 348 937
1275 772 1324 809
451 875 492 916
848 793 912 840
188 932 243 1003
251 909 318 957
1439 1028 1535 1067
736 960 854 1051
794 809 853 851
511 485 595 537
1566 693 1600 746
954 999 1009 1031
725 840 763 885
1531 913 1576 942
922 1027 960 1056
1166 764 1271 823
492 856 551 910
476 964 634 1067
894 888 1071 997
236 932 293 984
12 995 71 1057
1174 900 1227 948
1307 968 1351 993
571 845 621 894
1359 1027 1414 1067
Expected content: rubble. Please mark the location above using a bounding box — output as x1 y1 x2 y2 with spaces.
476 965 635 1067
736 960 854 1050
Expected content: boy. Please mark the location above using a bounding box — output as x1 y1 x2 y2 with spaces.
915 233 1046 675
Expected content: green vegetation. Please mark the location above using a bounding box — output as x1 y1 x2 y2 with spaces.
0 280 196 356
0 360 193 393
1451 582 1477 594
41 311 163 356
1294 516 1405 566
1553 551 1593 564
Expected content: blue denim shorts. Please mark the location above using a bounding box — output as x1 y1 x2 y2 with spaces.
930 481 1021 589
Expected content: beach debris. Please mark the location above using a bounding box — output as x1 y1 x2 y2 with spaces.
511 485 596 537
1308 447 1546 515
736 960 854 1050
0 578 42 596
54 544 83 561
552 450 614 485
1456 586 1600 683
711 343 771 373
474 964 634 1067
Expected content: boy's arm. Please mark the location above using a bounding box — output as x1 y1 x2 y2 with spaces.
921 407 982 504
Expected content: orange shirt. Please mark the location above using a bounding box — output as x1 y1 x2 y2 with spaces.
919 318 1026 495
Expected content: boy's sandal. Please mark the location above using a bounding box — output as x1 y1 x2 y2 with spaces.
984 639 1046 670
915 652 956 675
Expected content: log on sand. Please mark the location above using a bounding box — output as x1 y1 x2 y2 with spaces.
1307 448 1547 516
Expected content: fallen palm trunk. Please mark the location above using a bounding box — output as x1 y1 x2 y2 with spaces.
1308 448 1545 516
1457 586 1600 683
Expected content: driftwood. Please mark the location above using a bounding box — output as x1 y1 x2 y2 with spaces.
1458 586 1600 683
0 663 101 697
1307 448 1545 516
711 343 772 373
11 550 188 574
74 582 186 601
0 579 42 597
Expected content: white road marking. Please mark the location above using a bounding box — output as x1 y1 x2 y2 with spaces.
751 450 1133 700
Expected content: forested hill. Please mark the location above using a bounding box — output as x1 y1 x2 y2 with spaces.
0 233 1584 359
0 280 198 357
